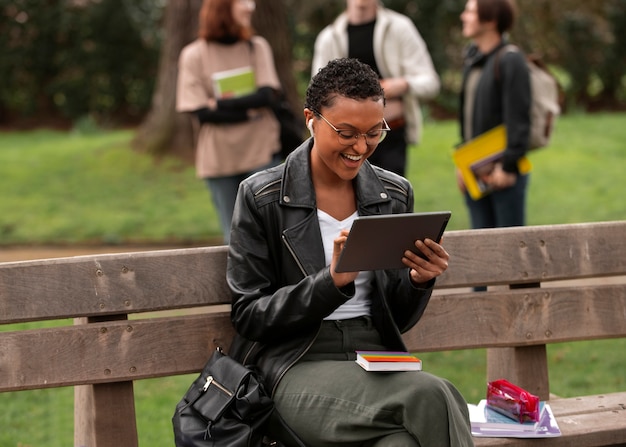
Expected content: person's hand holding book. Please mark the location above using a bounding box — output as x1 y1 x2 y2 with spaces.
484 163 517 190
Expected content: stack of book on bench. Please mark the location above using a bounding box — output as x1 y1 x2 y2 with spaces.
468 399 561 438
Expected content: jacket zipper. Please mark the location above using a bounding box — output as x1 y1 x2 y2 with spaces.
271 324 320 397
381 178 409 198
281 234 307 277
241 342 256 366
253 179 281 200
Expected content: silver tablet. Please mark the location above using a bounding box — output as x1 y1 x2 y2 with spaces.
334 211 451 272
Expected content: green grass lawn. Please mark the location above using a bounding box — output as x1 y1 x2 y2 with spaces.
1 112 625 245
0 129 220 245
1 113 625 446
410 112 626 229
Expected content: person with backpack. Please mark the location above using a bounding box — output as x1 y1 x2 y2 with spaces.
458 0 531 229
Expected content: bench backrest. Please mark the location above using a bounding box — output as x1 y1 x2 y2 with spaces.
1 220 625 446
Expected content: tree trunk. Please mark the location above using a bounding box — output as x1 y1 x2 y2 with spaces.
133 0 300 163
132 0 202 163
253 0 302 116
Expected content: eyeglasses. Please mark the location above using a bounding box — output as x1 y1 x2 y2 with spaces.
314 112 390 146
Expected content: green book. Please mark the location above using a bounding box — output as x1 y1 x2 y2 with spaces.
212 66 255 99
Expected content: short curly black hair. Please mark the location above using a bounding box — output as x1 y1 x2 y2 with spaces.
304 58 385 113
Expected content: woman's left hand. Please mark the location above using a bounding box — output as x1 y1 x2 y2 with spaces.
402 238 450 285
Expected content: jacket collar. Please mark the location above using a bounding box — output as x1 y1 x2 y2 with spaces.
464 37 510 67
280 138 392 211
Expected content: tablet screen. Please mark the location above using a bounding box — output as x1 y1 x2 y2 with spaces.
334 211 451 272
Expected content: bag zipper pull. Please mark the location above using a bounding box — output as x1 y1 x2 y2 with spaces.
202 376 214 392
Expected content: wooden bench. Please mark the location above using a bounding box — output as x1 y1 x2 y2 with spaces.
1 220 625 447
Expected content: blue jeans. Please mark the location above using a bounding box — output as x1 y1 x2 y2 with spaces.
205 154 281 244
465 173 529 229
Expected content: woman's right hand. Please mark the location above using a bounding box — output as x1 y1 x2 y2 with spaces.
330 229 359 288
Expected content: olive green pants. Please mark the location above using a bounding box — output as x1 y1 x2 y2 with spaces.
273 318 474 447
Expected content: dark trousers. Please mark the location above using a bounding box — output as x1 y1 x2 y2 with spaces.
273 317 474 447
464 173 529 229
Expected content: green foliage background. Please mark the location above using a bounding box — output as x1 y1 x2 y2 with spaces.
2 0 626 127
0 0 162 124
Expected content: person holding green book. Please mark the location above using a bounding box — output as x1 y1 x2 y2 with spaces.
176 0 282 244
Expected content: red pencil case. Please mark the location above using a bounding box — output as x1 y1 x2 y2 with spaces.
486 379 540 423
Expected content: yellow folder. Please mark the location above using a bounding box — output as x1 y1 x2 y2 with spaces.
453 125 532 200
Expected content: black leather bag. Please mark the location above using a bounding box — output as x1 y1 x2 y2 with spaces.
172 347 275 447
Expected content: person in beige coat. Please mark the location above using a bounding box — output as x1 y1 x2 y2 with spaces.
312 0 440 176
177 0 281 243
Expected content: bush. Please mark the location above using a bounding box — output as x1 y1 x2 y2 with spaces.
0 0 162 127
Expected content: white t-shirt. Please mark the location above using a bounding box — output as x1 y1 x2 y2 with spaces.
317 209 374 320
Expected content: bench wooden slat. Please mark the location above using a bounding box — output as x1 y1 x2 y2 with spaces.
2 284 624 392
438 221 626 288
2 221 625 323
404 284 626 351
0 313 235 392
0 247 230 323
549 393 626 416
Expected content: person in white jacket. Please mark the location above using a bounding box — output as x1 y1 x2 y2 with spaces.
312 0 440 176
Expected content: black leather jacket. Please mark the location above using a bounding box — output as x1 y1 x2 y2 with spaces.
226 139 435 397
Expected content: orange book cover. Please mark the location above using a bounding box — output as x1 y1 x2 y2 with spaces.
355 351 422 371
